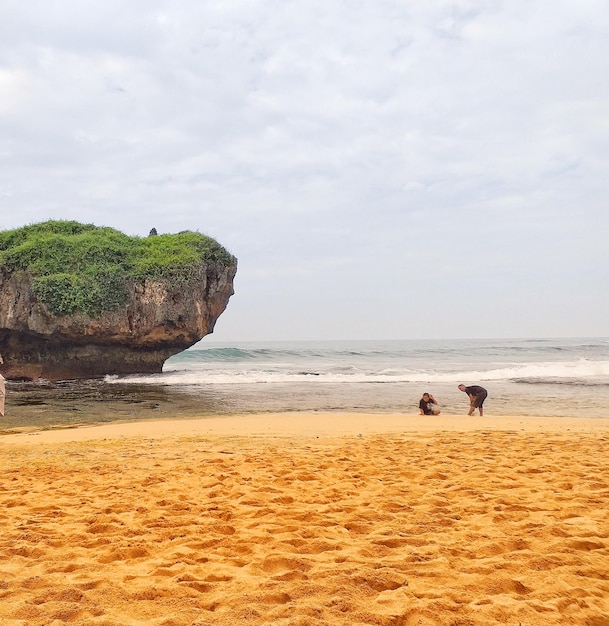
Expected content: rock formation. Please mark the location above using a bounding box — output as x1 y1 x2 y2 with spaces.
0 224 237 381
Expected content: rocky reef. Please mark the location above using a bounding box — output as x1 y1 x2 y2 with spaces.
0 221 237 381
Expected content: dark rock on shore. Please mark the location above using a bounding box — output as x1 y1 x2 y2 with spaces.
0 378 230 431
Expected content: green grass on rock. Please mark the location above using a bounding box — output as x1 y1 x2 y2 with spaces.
0 220 234 317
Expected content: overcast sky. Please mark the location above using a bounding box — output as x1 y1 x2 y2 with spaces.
1 1 608 342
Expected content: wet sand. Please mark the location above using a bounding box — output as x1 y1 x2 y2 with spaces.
1 413 609 625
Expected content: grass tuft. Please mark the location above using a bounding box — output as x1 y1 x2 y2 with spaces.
0 220 235 317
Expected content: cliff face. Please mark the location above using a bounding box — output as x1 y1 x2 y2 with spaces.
0 261 236 380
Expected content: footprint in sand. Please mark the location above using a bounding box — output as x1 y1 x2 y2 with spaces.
260 555 310 575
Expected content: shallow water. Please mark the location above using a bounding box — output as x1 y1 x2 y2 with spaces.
2 378 609 433
0 380 209 431
2 337 609 431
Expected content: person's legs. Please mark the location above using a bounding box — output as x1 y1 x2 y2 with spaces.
467 394 475 415
476 392 487 416
471 393 484 416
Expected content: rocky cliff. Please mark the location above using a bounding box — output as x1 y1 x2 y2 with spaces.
0 222 237 381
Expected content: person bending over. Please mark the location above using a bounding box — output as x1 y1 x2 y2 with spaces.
458 384 488 416
419 392 441 416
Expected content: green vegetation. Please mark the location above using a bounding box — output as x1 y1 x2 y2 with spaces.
0 220 234 317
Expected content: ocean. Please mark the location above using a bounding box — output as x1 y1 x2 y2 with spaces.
119 337 609 417
3 337 609 429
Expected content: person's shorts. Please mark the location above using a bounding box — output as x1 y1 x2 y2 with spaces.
472 391 487 408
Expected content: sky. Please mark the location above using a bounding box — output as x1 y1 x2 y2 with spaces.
1 1 608 342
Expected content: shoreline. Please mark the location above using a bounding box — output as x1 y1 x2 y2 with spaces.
2 411 609 445
5 371 609 433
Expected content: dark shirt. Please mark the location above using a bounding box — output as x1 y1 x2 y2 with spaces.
419 398 435 415
465 385 487 396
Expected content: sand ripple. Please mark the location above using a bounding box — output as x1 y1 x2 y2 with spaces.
1 430 609 624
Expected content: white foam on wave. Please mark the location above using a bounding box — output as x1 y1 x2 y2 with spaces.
464 359 609 382
105 358 609 386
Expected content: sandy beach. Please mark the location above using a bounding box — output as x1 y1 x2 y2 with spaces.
1 412 609 625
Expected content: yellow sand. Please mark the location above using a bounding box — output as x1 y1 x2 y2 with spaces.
1 412 608 625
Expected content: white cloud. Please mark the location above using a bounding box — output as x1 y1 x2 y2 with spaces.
0 0 608 338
